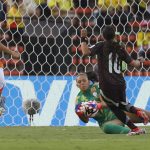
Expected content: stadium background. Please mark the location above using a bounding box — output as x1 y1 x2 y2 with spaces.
0 0 150 126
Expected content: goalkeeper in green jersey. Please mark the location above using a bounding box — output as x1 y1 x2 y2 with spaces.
75 72 150 134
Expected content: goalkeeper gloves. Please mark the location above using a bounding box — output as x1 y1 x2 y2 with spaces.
75 103 89 123
75 101 102 119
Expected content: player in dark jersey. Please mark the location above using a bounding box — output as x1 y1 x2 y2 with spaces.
80 25 149 135
75 73 150 135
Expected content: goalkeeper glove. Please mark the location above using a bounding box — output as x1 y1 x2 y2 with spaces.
75 103 89 123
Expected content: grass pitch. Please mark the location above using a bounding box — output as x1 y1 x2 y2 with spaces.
0 126 149 150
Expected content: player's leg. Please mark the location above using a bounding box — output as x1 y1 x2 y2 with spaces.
118 93 149 125
100 90 149 125
0 67 6 116
100 86 138 128
126 110 150 123
119 103 149 124
101 120 130 134
107 104 137 128
100 86 146 135
111 84 149 124
106 104 146 135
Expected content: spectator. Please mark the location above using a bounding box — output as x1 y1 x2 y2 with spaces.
128 0 150 21
48 0 74 18
137 20 150 62
7 0 25 43
98 0 128 10
0 0 7 28
7 0 37 17
95 0 130 32
34 0 45 4
35 0 51 20
147 1 150 14
23 0 38 16
73 0 96 8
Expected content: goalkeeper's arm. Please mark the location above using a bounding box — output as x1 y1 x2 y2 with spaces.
75 101 103 122
76 111 89 123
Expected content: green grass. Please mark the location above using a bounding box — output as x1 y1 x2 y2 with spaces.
0 126 149 150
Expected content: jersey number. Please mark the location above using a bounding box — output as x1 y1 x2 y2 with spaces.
109 53 121 74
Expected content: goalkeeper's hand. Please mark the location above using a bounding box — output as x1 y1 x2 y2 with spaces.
75 101 102 119
83 101 102 117
75 103 89 123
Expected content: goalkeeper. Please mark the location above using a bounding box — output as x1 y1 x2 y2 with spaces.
75 72 150 134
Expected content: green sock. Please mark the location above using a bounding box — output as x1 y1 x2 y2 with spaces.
101 123 130 134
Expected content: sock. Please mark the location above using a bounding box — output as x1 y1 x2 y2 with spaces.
102 123 130 134
126 120 137 130
108 104 138 130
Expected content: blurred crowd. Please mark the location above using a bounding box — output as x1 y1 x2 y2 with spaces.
0 0 149 28
0 0 149 75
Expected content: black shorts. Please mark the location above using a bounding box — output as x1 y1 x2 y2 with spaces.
100 83 126 106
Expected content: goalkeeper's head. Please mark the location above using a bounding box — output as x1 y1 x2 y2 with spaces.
76 73 90 92
102 25 115 41
76 72 98 91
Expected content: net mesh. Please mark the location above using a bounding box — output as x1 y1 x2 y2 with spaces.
0 0 149 126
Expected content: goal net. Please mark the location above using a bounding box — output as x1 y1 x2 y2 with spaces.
0 0 149 126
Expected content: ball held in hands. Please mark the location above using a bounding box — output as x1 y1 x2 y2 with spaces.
75 101 99 118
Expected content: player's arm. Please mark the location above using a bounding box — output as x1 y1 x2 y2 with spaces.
99 95 108 108
76 111 89 123
80 29 91 56
0 43 20 59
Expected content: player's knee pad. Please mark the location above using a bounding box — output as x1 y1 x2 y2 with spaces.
102 123 129 134
102 123 115 134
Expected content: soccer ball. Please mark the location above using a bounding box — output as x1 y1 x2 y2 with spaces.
81 101 99 117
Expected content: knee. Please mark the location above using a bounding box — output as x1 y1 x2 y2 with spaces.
102 123 114 134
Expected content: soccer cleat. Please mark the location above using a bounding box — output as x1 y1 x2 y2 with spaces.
136 110 149 125
0 96 6 116
127 127 146 136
